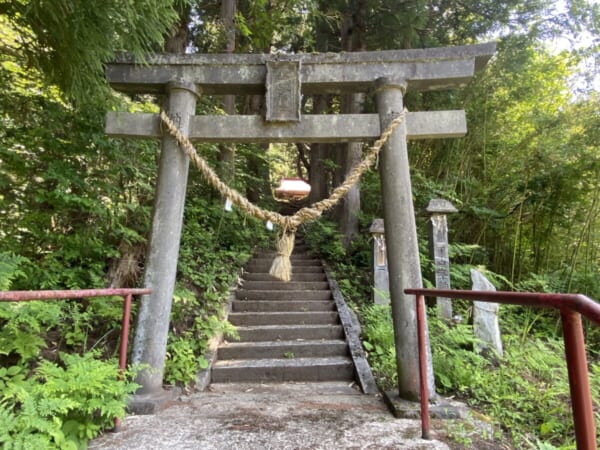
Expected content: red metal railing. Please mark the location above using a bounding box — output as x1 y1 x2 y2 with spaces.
0 288 151 429
405 288 600 450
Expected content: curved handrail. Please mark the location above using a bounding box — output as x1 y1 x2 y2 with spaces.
405 289 600 326
0 288 151 302
405 288 599 450
0 287 151 431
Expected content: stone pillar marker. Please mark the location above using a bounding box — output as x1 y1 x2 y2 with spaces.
131 81 198 403
375 78 435 401
426 199 457 320
370 219 390 305
471 269 504 358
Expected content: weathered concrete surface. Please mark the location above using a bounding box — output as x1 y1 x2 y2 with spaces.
105 111 467 143
105 42 496 95
90 383 451 449
383 391 469 420
325 266 379 395
130 82 197 398
265 60 301 122
376 79 435 401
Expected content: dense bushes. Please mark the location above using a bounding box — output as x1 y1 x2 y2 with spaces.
0 353 138 449
304 218 600 448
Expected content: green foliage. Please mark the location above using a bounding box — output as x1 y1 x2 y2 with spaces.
434 36 600 296
357 300 600 447
360 305 397 390
165 336 204 386
430 316 593 447
165 286 239 387
0 353 138 449
302 219 346 262
0 1 179 102
0 301 62 363
0 252 27 290
0 41 158 290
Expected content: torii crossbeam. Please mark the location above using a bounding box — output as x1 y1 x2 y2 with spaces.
105 43 495 407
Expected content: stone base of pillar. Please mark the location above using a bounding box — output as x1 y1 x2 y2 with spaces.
127 388 181 415
382 390 469 420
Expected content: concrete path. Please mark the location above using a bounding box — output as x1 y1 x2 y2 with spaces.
90 382 452 449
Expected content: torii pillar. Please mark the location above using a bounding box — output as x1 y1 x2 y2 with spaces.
376 79 436 399
132 82 198 400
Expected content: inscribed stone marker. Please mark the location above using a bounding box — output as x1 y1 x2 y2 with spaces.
471 269 504 358
426 199 457 320
265 61 301 122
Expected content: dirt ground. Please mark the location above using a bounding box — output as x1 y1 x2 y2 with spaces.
90 382 459 450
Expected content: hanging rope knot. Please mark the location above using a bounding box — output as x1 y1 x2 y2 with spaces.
158 108 407 282
269 230 295 281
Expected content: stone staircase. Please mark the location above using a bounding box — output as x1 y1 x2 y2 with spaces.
211 239 355 383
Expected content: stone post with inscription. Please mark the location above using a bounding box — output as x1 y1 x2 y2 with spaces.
369 219 390 305
426 199 457 320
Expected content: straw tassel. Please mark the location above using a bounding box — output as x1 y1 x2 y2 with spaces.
269 231 295 281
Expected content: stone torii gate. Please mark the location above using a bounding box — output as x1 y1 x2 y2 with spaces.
105 43 495 406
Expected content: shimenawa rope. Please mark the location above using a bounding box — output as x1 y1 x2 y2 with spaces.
159 109 406 281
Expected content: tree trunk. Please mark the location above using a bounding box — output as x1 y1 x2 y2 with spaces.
337 0 367 249
309 95 331 203
219 0 237 181
245 94 270 203
164 4 190 53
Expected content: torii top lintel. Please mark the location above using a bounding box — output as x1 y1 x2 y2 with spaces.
106 42 495 96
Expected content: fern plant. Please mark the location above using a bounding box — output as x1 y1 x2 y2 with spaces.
0 352 138 449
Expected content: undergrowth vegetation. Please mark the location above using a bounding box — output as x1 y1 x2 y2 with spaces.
0 196 268 447
0 58 270 445
2 2 598 448
304 218 600 449
0 193 269 447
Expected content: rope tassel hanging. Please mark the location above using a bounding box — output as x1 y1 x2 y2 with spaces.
269 231 295 281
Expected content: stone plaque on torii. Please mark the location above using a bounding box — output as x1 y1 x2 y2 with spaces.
104 43 495 405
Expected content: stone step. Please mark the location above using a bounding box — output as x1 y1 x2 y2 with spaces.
254 251 314 260
242 273 327 282
244 265 324 274
211 356 354 383
249 258 321 266
236 324 344 341
240 281 330 291
217 339 349 360
229 311 339 326
231 300 335 312
236 290 332 300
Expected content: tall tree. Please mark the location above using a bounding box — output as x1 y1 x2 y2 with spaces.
0 1 178 103
219 0 238 181
337 0 367 249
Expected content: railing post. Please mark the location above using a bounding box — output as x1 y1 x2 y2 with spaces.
416 294 430 439
119 293 133 376
560 309 597 450
115 292 133 432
